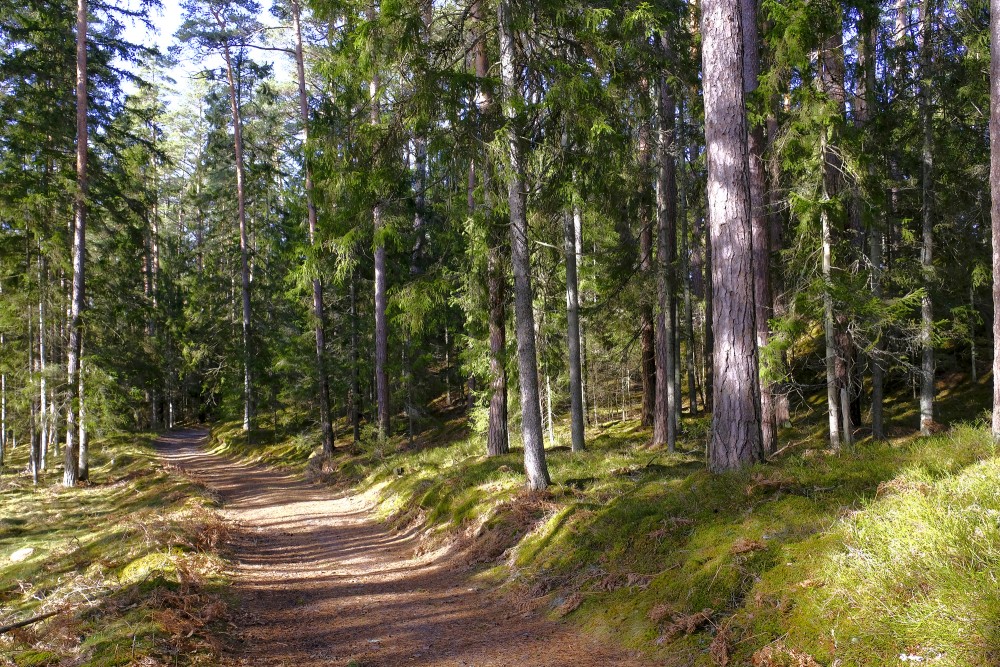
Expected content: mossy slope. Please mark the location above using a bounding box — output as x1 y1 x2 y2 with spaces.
1 433 228 667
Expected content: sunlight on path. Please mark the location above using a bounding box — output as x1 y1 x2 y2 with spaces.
155 429 651 667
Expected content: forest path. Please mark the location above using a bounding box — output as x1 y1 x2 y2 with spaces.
155 428 652 667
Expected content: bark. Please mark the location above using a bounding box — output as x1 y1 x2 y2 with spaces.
919 0 935 435
565 201 585 452
292 0 334 456
350 271 361 443
743 0 777 456
638 98 656 429
473 0 509 457
498 0 549 489
653 55 677 452
38 256 48 470
78 338 87 479
370 7 390 437
821 129 841 450
679 107 698 416
993 0 1000 437
702 0 763 471
64 0 87 487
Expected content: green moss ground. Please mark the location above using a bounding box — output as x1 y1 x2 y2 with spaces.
210 373 1000 665
0 432 229 667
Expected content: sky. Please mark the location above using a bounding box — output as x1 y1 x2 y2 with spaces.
120 0 290 107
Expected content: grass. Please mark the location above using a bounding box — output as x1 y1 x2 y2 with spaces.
203 373 1000 665
0 432 229 667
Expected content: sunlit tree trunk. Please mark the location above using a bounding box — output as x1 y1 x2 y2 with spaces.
292 0 333 455
498 0 549 489
565 198 585 452
702 0 763 471
212 8 254 435
64 0 87 486
990 0 1000 439
919 0 936 435
370 3 390 438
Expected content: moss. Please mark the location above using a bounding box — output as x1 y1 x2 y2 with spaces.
0 433 227 666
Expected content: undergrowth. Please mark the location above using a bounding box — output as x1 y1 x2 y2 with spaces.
209 374 1000 666
0 433 229 667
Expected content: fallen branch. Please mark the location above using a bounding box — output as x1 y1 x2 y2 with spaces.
766 438 810 461
0 609 63 635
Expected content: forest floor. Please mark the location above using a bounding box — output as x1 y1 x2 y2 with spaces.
158 428 657 667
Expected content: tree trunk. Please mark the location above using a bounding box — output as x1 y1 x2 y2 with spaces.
292 0 334 456
653 55 677 452
64 0 87 487
702 0 763 471
216 31 253 435
350 270 361 443
78 337 87 479
497 0 549 489
638 103 656 429
821 129 841 450
370 9 390 437
919 0 935 435
473 0 509 457
991 0 1000 439
743 0 777 456
565 201 585 452
679 102 698 415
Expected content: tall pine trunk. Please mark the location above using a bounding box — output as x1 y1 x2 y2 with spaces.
702 0 763 471
497 0 549 489
991 0 1000 438
919 0 935 434
64 0 87 487
653 52 677 451
370 6 390 437
472 0 509 457
292 0 333 455
564 198 585 452
216 30 253 435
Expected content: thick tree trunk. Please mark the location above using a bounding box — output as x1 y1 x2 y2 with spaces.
497 0 549 489
64 0 87 487
292 0 334 455
702 0 763 471
992 0 1000 438
919 0 935 435
653 59 677 451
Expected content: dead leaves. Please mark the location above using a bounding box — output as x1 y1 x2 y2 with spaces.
653 608 715 645
751 641 822 667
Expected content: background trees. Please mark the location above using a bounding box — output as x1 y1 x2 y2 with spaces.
1 0 998 487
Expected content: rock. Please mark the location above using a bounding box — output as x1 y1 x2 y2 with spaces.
10 547 34 562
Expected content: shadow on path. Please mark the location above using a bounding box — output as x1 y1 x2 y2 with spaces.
156 428 651 667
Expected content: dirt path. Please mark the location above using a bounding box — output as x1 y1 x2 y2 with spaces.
156 429 652 667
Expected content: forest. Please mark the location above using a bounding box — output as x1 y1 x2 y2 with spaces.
4 0 1000 663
